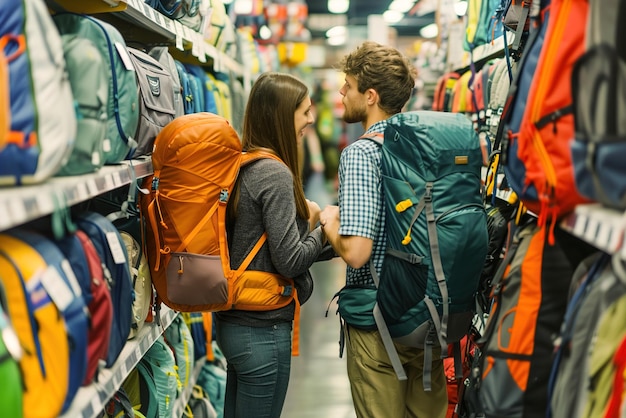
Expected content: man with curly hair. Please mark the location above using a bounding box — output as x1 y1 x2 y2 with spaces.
320 41 447 418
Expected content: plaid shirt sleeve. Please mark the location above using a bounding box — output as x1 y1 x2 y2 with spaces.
338 140 382 240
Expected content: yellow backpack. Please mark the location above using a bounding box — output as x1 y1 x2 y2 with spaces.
0 234 70 417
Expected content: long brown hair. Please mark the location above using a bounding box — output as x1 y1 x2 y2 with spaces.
229 72 310 221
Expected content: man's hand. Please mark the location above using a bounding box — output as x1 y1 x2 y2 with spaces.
320 205 372 269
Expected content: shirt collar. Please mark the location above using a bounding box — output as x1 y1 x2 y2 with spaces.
365 119 389 135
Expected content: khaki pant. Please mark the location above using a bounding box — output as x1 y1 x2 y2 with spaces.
345 325 448 418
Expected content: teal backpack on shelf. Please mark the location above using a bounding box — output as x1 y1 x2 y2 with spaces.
365 111 489 387
0 282 23 418
141 335 180 418
165 314 195 390
56 34 108 176
0 0 76 186
53 13 140 164
197 361 226 418
122 362 160 418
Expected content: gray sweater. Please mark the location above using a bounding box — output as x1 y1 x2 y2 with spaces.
215 158 325 326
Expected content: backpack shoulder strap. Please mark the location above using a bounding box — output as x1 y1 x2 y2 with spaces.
359 132 384 145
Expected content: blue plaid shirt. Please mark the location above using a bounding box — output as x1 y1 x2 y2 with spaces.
338 120 389 287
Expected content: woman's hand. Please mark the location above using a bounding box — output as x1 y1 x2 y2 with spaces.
306 199 321 231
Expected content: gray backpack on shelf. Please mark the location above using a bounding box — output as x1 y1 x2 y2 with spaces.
148 46 185 118
126 47 177 158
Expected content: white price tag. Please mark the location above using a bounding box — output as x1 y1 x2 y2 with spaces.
155 11 165 26
584 216 599 244
112 171 122 188
106 232 127 264
174 21 185 38
0 202 10 229
596 221 611 252
103 138 112 153
104 174 114 191
75 182 88 201
197 42 207 63
191 41 201 58
573 214 587 237
61 259 82 298
40 266 74 313
87 179 99 197
115 42 135 71
183 25 193 41
7 199 26 224
35 193 54 214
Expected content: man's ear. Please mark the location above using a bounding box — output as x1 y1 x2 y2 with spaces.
366 88 378 106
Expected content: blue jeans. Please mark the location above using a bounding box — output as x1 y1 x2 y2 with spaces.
215 320 292 418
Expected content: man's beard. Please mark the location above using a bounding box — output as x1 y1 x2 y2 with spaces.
342 104 367 124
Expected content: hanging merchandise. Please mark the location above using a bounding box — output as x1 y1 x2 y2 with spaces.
570 0 626 210
53 13 140 164
148 46 185 118
0 0 76 186
478 221 581 418
0 283 23 418
0 233 73 417
76 211 133 368
499 0 591 242
126 46 177 159
56 34 108 177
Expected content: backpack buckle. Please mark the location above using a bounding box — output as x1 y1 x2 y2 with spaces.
281 285 293 296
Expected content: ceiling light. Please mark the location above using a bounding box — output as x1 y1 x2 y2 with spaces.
388 0 414 13
328 0 349 14
454 1 468 16
383 10 404 23
233 0 252 15
325 25 347 38
419 23 438 38
327 34 347 46
259 25 272 40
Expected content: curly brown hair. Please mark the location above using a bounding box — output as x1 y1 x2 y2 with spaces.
337 41 418 114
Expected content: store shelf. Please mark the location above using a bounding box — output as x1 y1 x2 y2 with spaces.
119 0 244 75
0 158 152 232
59 306 179 418
171 356 208 418
561 203 626 258
447 31 515 72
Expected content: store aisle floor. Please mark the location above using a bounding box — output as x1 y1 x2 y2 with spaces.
282 257 357 418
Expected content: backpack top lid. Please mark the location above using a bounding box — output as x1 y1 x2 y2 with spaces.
384 111 484 181
151 112 242 188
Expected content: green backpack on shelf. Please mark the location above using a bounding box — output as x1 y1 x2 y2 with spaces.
0 284 23 418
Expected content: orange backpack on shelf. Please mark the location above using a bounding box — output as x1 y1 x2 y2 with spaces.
140 112 301 353
504 0 591 241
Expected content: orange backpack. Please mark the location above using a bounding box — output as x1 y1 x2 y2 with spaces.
141 113 301 353
505 0 591 241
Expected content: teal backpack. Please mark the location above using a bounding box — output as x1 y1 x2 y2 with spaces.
164 314 195 390
56 33 108 176
53 13 140 164
366 111 489 386
0 282 23 418
141 335 180 418
122 362 160 418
